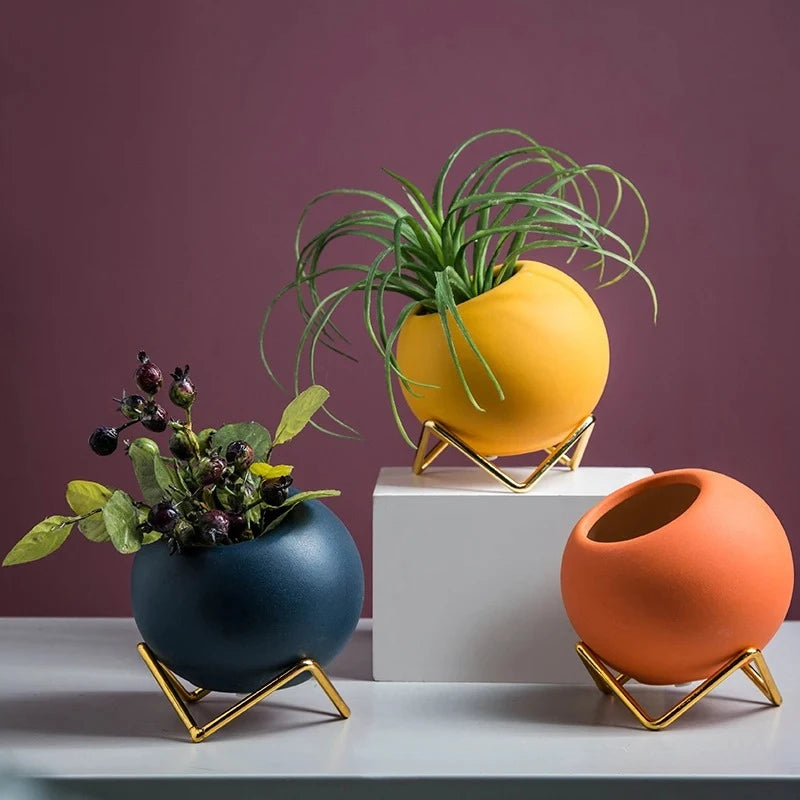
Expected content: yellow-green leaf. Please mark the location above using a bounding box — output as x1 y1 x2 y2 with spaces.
263 507 293 533
214 422 272 461
273 386 329 446
102 490 142 554
78 513 109 543
282 489 340 507
66 480 114 543
2 516 75 566
137 507 160 544
250 463 293 480
197 427 216 454
153 456 177 496
66 480 113 516
128 438 166 505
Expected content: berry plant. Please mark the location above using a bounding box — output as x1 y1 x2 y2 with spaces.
3 352 338 566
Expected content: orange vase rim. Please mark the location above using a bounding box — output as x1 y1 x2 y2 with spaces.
572 468 721 549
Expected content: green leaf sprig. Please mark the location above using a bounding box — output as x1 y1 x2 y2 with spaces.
3 355 338 567
261 128 657 446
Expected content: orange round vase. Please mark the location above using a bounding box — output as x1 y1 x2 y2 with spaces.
560 469 794 685
395 261 609 457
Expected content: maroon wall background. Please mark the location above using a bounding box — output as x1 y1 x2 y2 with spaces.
2 0 799 618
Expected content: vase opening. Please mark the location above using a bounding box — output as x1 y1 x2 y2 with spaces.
587 482 700 543
412 263 526 317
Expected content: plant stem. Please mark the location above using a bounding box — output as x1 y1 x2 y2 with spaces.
116 419 139 434
70 509 103 523
243 498 265 513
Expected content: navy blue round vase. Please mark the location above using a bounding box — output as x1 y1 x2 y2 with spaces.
130 498 364 693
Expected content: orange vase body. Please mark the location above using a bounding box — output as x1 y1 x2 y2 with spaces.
561 469 794 685
395 261 610 457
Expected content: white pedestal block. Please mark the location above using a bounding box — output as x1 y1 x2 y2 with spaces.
373 465 652 683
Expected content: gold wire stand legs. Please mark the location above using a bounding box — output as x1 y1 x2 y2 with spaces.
575 642 782 731
137 643 350 742
412 415 595 493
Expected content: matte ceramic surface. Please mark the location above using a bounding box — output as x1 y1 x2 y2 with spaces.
395 261 610 456
560 468 794 685
131 498 364 693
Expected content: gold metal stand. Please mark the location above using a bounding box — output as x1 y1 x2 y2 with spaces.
412 415 595 493
137 642 351 742
576 642 782 730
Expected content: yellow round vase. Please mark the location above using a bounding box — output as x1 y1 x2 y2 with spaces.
395 261 610 456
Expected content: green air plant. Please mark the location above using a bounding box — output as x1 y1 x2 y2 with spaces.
260 128 657 447
3 352 338 566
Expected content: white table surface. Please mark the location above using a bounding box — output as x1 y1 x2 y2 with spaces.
1 617 799 799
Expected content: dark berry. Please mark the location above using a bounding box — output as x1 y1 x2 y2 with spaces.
89 427 118 456
261 485 289 506
226 440 254 470
197 456 226 485
168 365 196 409
260 475 292 506
198 509 230 534
195 527 228 547
227 512 247 539
141 401 168 432
147 501 180 533
164 520 191 555
135 352 163 395
116 391 145 421
169 429 195 460
195 509 231 545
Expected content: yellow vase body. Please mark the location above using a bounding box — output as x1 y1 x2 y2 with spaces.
395 261 610 457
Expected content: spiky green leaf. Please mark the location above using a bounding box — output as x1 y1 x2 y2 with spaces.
260 128 656 448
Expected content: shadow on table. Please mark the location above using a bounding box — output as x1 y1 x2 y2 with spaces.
449 682 780 731
0 690 344 742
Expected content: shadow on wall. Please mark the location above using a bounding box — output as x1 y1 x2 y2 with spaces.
328 625 372 681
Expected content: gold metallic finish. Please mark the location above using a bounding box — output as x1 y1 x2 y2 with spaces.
412 415 595 493
137 643 350 742
162 666 210 703
575 641 782 731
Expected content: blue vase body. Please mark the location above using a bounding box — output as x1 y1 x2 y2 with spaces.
130 498 364 693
